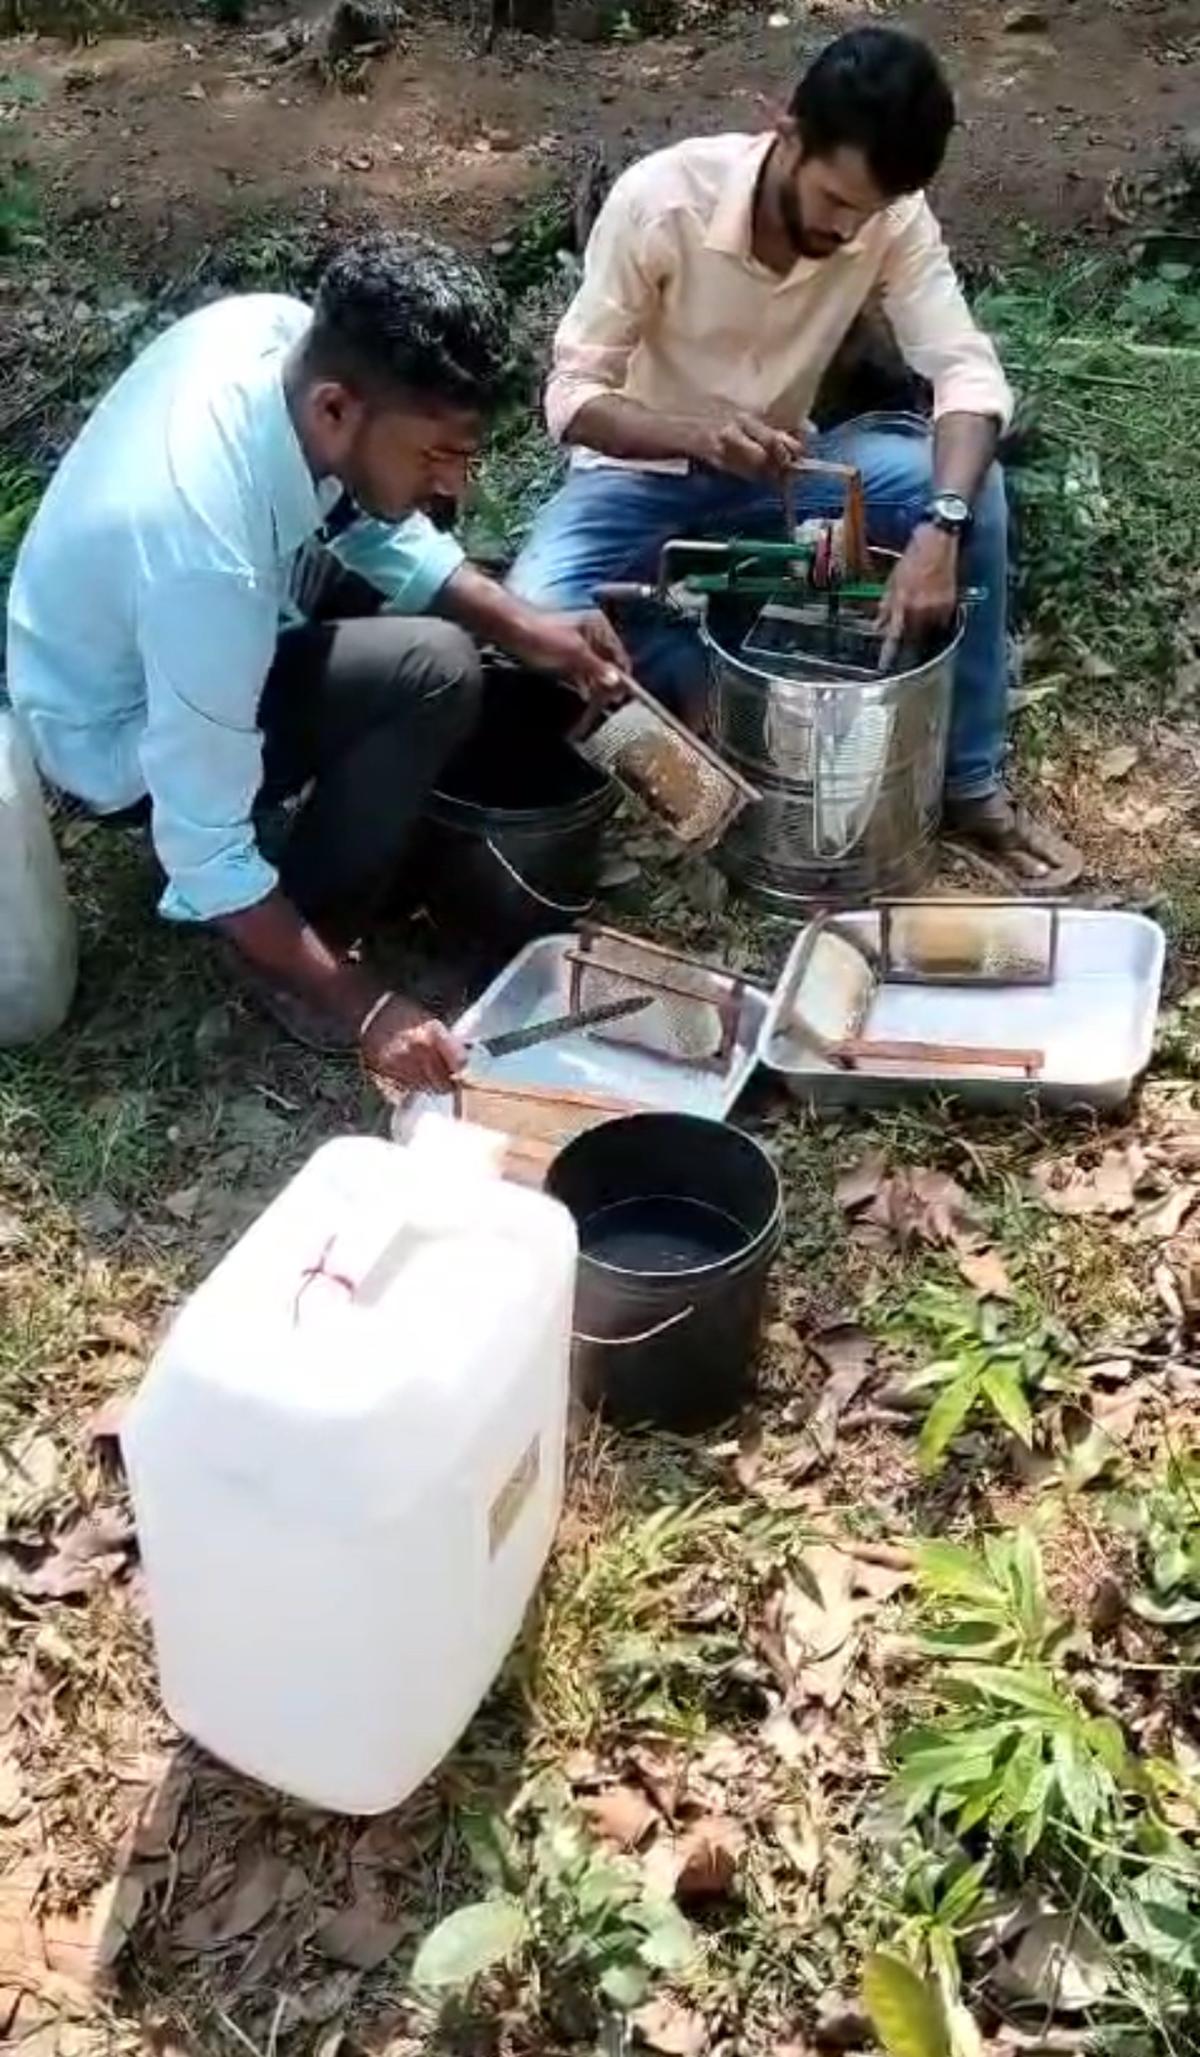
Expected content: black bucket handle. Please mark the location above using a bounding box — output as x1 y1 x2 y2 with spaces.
573 1304 695 1348
484 836 596 918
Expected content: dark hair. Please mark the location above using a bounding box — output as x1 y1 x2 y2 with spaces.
306 231 509 412
789 28 955 196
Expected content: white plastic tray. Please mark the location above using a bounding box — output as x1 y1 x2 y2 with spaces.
757 907 1165 1111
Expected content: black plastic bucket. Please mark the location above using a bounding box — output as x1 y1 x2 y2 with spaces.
547 1112 783 1432
420 660 618 953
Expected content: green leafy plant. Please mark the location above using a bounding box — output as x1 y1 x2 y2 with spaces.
411 1784 695 2027
1115 264 1200 345
913 1528 1080 1667
1114 1450 1200 1629
896 1663 1126 1857
883 1843 993 2015
894 1284 1068 1474
896 1529 1125 1856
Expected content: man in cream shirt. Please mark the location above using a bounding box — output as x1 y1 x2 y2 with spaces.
510 26 1078 882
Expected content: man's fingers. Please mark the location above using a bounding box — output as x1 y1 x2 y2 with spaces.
874 591 904 673
423 1022 468 1090
720 427 773 478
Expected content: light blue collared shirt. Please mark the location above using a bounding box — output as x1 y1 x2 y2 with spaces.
5 293 465 922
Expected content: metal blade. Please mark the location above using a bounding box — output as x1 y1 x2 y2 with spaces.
477 994 652 1061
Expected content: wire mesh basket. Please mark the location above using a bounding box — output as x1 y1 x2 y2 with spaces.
565 924 746 1073
576 678 759 851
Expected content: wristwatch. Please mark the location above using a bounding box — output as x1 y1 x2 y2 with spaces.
922 491 973 537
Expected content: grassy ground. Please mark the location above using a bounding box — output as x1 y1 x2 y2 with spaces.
2 222 1200 2057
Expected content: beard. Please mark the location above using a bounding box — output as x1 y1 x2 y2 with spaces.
778 172 844 261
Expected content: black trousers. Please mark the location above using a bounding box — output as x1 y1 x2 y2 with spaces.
257 610 481 926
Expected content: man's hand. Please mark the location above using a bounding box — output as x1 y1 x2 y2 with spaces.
506 608 630 708
875 523 960 670
694 414 805 483
360 995 467 1095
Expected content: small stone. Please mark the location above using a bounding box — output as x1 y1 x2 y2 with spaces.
345 150 374 171
108 193 124 211
182 83 207 101
1003 3 1049 27
484 126 520 152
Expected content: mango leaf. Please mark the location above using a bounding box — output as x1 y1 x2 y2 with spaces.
916 1619 1009 1659
1118 1875 1200 1971
936 1858 991 1929
1009 1527 1046 1632
918 1373 979 1475
913 1542 1001 1607
410 1897 527 1991
979 1363 1032 1445
1051 1728 1105 1832
862 1951 951 2057
949 1665 1066 1719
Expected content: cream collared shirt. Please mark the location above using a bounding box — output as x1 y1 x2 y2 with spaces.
545 132 1012 471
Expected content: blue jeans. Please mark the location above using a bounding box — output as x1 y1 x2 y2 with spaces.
509 413 1008 800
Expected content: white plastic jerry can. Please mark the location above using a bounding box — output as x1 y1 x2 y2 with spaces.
0 710 76 1047
122 1120 578 1814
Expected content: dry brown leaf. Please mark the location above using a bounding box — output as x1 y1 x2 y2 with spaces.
1098 743 1138 781
1156 1260 1185 1323
1091 1378 1151 1443
275 1969 361 2032
0 1749 28 1825
176 1855 296 1952
132 1761 192 1859
349 1817 418 1878
773 1546 860 1707
24 1511 134 1600
773 1802 824 1881
582 1784 658 1850
1030 1146 1144 1218
42 1872 147 1984
1134 1186 1197 1243
861 1166 980 1252
0 1432 61 1532
957 1245 1013 1300
850 1558 912 1603
316 1897 406 1972
237 1897 320 1992
1104 798 1171 832
90 1313 146 1353
0 1855 46 1984
787 1326 875 1481
835 1150 888 1211
634 1996 709 2055
625 1742 684 1819
673 1815 744 1902
733 1415 765 1490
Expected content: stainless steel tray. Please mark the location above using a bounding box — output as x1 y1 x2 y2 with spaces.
397 932 768 1134
758 907 1165 1112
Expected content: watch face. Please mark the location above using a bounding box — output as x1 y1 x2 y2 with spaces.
934 493 970 525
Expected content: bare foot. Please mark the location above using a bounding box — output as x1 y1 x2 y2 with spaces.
943 789 1083 891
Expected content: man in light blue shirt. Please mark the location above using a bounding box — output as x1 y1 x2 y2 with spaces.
6 232 626 1092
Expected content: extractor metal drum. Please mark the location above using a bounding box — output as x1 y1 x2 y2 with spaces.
704 595 963 910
